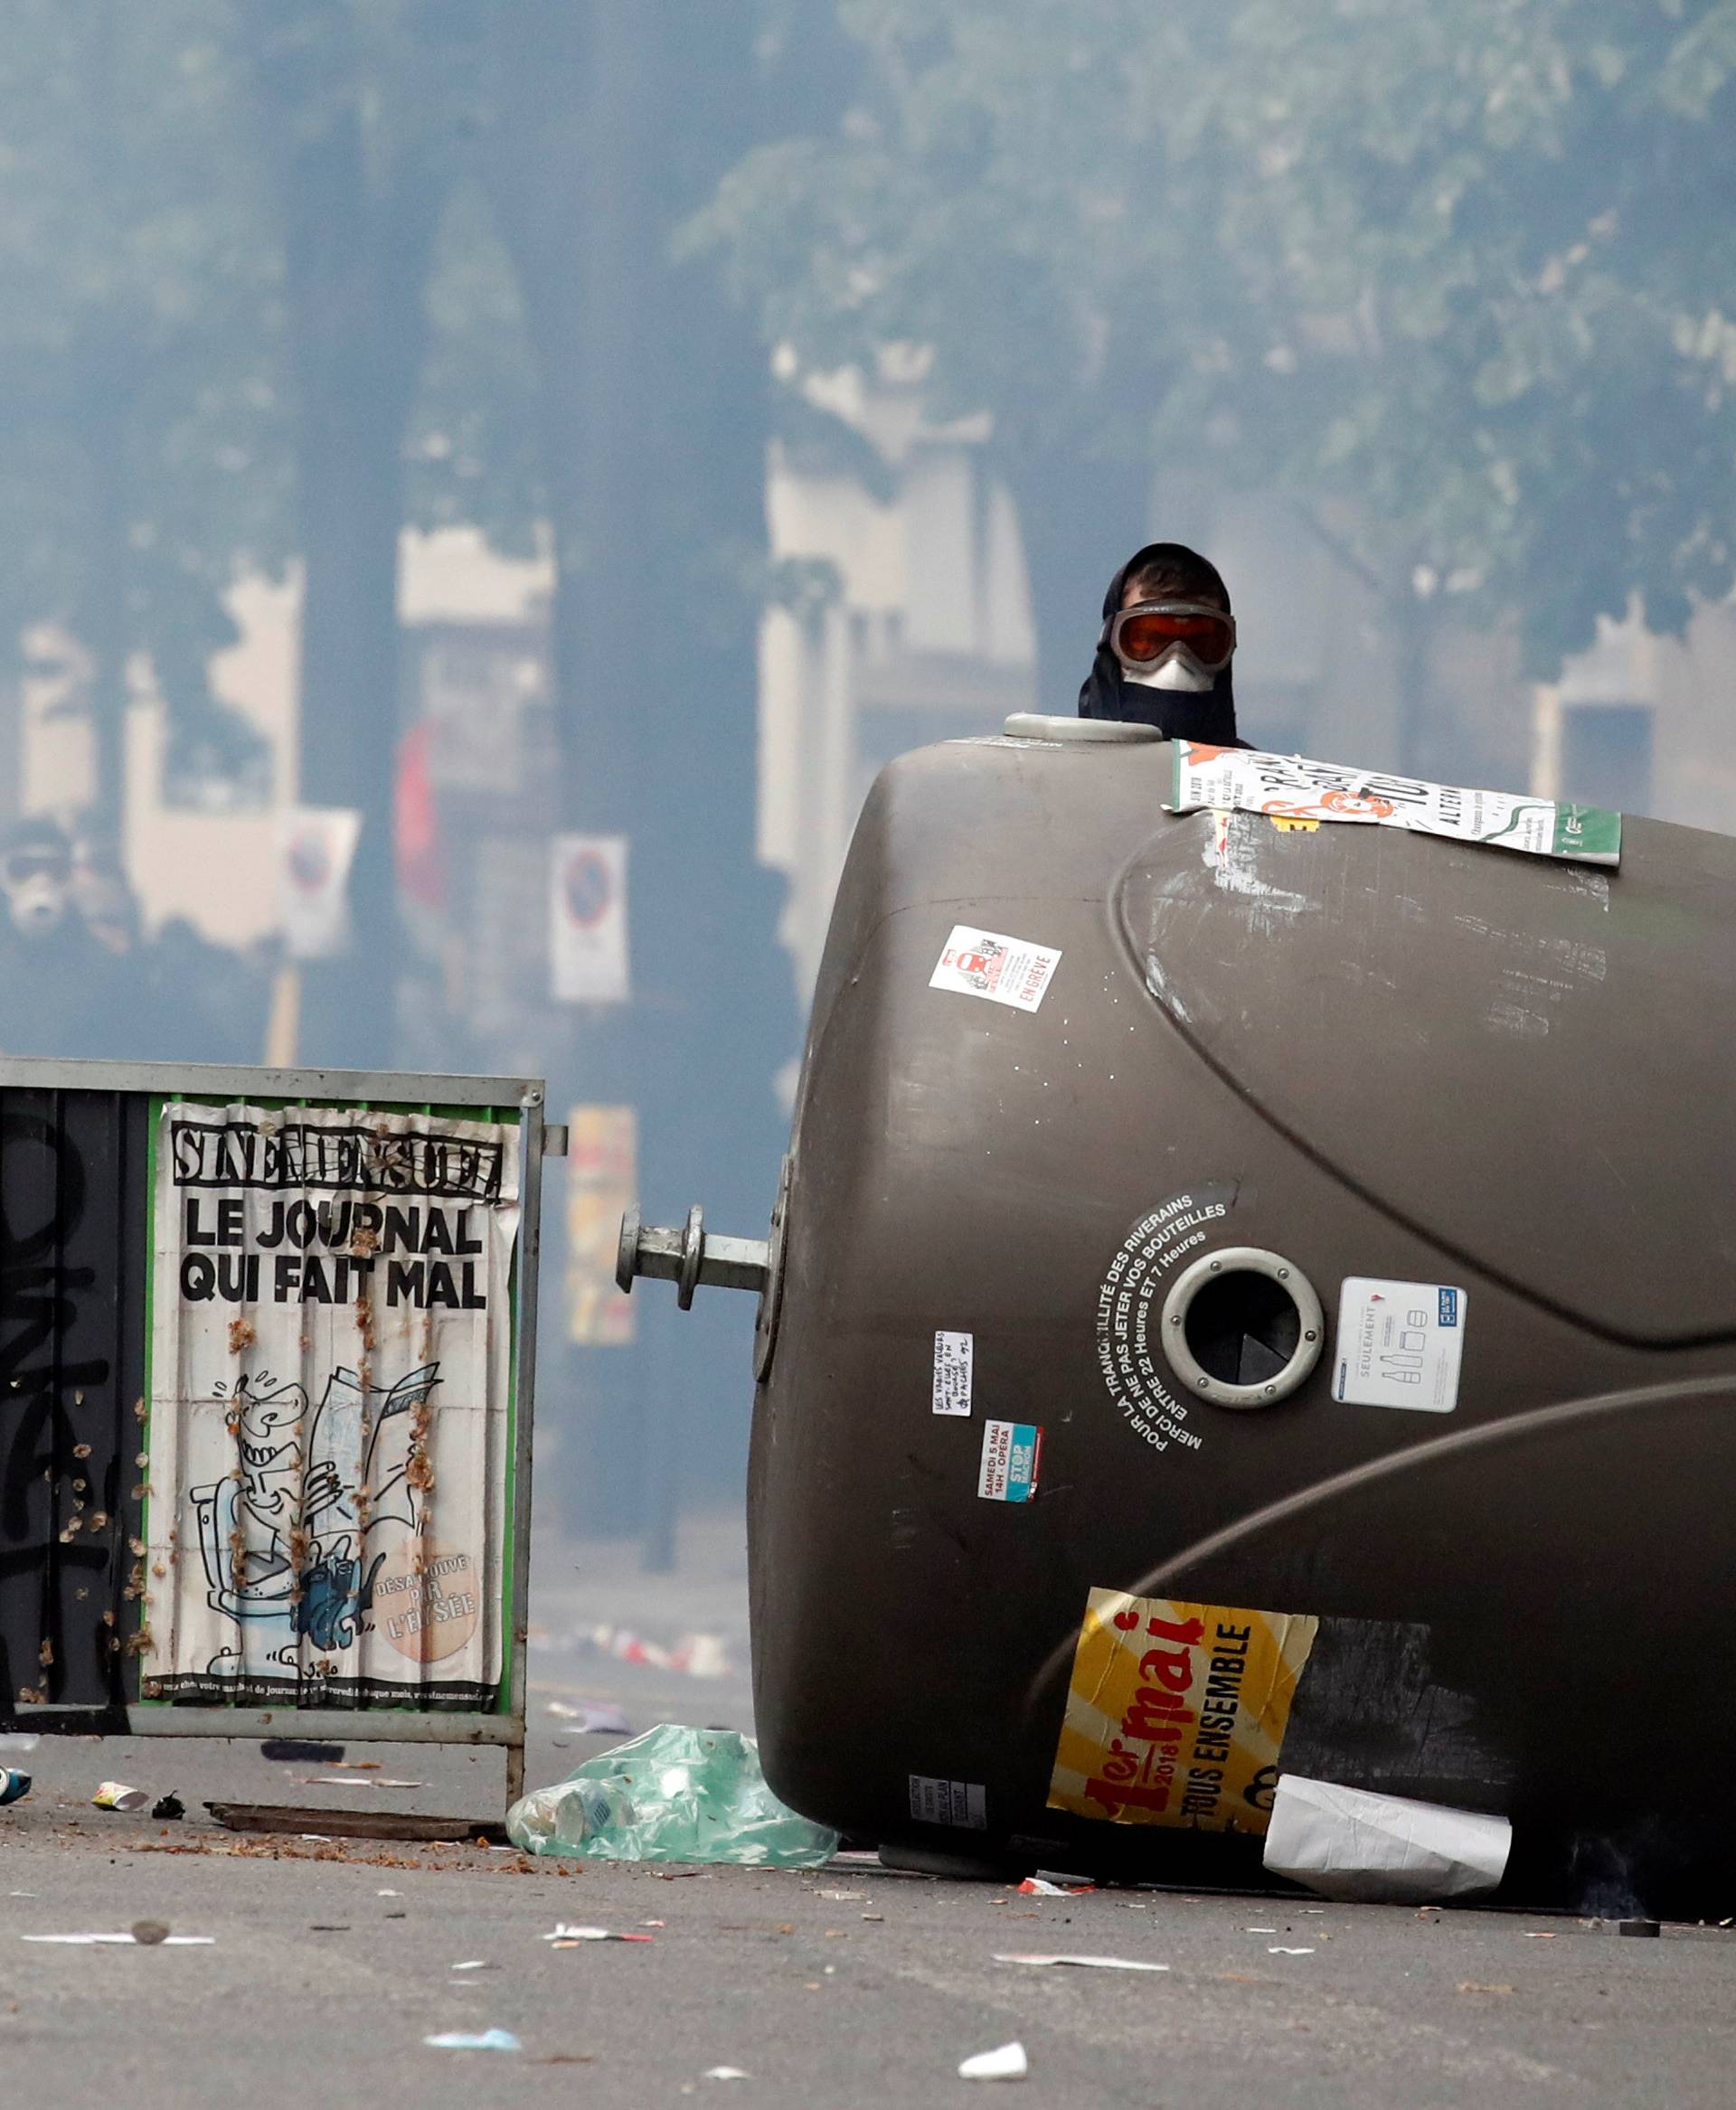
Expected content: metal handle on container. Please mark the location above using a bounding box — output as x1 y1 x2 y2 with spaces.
617 1203 771 1308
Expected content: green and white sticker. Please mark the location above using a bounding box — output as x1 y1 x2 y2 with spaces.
1168 743 1622 868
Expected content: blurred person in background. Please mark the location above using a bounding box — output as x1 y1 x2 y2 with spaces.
0 815 117 1057
1079 542 1247 748
71 838 144 961
138 914 267 1064
0 815 269 1064
71 832 269 1064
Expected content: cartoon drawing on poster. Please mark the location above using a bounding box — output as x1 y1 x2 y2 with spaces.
142 1103 521 1707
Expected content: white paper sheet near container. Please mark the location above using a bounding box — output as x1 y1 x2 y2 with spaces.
1262 1775 1511 1904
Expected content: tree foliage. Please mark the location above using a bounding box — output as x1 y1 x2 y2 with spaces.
702 0 1736 681
0 0 289 814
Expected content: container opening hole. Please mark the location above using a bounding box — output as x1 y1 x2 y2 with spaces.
1184 1271 1302 1389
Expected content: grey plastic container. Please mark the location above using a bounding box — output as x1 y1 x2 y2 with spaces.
747 725 1736 1898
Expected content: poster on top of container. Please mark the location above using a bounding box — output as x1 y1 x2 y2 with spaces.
140 1100 522 1710
1166 742 1623 867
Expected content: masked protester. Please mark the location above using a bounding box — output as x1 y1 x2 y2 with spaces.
1078 542 1246 747
0 815 114 1056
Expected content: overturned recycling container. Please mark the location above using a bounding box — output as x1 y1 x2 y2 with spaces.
621 721 1736 1912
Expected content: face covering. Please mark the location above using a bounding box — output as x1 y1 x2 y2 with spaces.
1124 651 1216 694
1077 544 1242 746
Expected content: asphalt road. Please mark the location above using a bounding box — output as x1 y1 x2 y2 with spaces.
4 1522 1733 2107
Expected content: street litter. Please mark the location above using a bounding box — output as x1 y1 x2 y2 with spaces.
543 1923 655 1945
261 1739 344 1762
580 1624 732 1679
451 1960 495 1971
24 1932 213 1945
509 1724 839 1868
703 2069 750 2082
959 2041 1029 2081
994 1954 1168 1972
1263 1775 1511 1905
547 1700 633 1733
91 1782 149 1812
0 1768 30 1805
151 1794 184 1821
1522 1931 1558 1939
1269 1947 1315 1955
0 1733 39 1754
424 2030 521 2051
1245 1926 1278 1934
378 1889 401 1897
1017 1877 1094 1897
297 1774 426 1789
131 1921 170 1945
820 1890 865 1901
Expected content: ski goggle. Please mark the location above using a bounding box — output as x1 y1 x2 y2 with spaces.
1 847 71 888
1106 600 1237 674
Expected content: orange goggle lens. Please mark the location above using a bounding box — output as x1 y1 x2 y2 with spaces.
1114 608 1235 669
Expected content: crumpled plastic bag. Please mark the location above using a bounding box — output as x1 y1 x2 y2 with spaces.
507 1723 839 1868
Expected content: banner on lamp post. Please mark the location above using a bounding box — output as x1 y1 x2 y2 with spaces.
566 1105 637 1347
550 834 629 1003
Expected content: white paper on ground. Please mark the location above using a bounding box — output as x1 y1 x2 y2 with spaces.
959 2042 1029 2081
1263 1775 1511 1903
994 1954 1169 1972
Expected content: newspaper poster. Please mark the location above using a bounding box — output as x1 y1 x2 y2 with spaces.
566 1104 637 1347
1167 742 1622 867
1048 1588 1318 1835
141 1101 521 1709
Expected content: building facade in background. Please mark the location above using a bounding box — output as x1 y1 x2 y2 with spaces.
2 430 1732 1032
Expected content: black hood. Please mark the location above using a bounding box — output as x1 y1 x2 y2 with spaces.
1077 542 1241 745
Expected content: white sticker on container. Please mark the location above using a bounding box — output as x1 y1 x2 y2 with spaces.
929 926 1061 1013
932 1330 974 1416
1333 1278 1467 1412
909 1775 987 1830
977 1420 1043 1502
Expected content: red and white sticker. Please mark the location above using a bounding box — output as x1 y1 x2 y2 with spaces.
929 926 1061 1013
